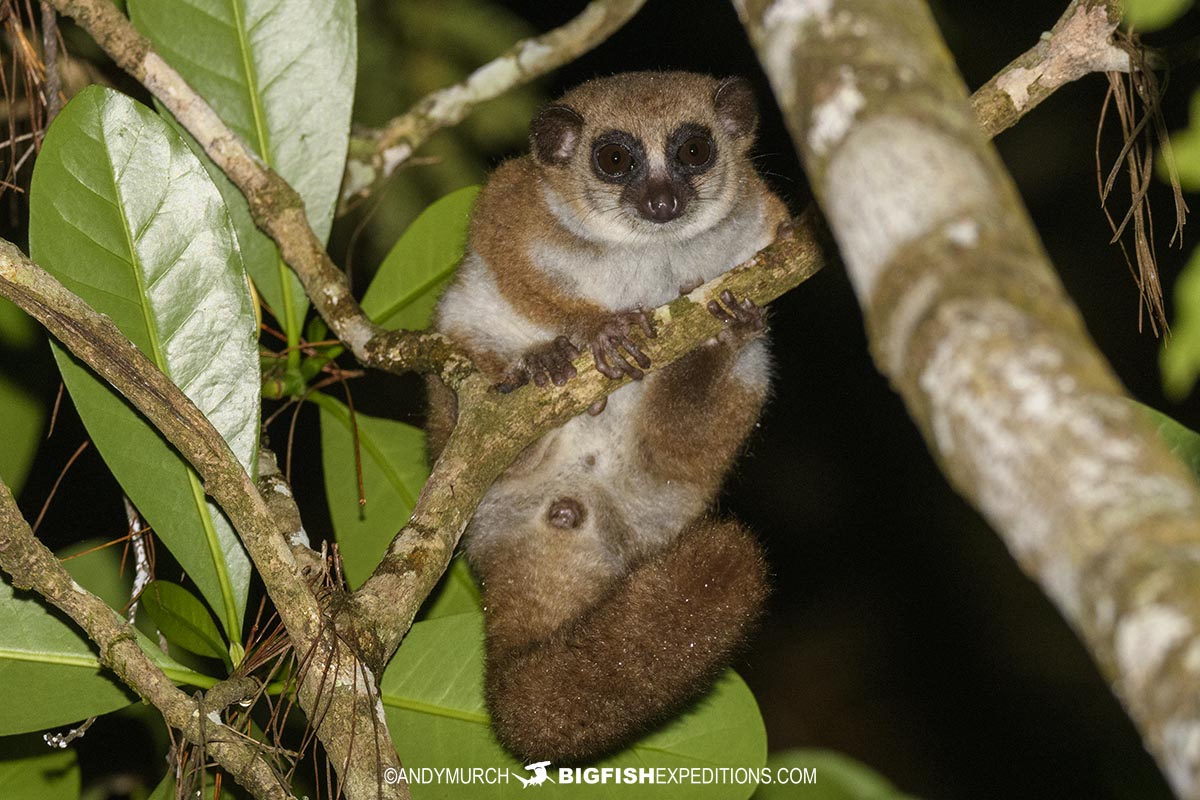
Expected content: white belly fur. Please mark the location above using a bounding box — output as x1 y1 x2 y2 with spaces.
473 337 770 555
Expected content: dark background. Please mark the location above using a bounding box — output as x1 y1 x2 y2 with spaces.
6 1 1200 798
477 2 1200 798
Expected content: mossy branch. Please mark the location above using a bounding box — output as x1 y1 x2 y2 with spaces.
735 0 1200 795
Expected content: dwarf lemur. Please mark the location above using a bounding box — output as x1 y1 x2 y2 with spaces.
428 71 790 762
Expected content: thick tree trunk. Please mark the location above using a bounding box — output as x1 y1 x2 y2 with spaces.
736 0 1200 795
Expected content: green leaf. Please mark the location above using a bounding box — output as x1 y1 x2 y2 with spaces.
29 86 258 643
0 374 42 498
139 581 229 664
0 300 45 497
59 539 132 613
1124 0 1194 32
0 735 79 800
0 297 36 349
1162 240 1200 400
417 556 481 621
316 394 429 589
1164 91 1200 192
0 571 214 736
1139 402 1200 480
381 613 767 799
361 186 479 330
753 750 918 800
128 0 357 343
0 573 132 735
146 773 175 800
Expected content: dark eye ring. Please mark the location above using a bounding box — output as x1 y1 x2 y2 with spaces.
677 135 713 168
595 142 634 177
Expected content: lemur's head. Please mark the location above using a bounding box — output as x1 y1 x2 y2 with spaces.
529 72 760 243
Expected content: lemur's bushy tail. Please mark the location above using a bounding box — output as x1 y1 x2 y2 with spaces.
483 518 768 763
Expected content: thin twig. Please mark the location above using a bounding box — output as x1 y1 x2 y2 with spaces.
39 1 60 123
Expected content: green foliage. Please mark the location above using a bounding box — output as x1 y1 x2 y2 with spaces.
753 750 918 800
1162 238 1200 399
59 540 132 612
128 0 357 346
0 375 42 498
316 394 429 588
139 581 230 665
1161 87 1200 402
29 86 259 645
417 557 482 621
0 531 216 737
0 299 44 496
382 613 767 800
1140 402 1200 480
0 735 79 800
1164 91 1200 191
0 574 134 735
1123 0 1194 32
362 185 480 330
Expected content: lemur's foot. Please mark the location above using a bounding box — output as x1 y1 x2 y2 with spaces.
496 336 580 393
590 308 656 381
776 218 796 240
707 290 765 346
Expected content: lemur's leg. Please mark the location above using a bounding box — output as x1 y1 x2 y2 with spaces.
635 292 769 494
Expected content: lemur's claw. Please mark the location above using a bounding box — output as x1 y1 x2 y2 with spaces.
707 291 765 345
590 308 655 380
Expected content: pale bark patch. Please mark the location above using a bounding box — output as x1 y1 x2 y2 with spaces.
825 117 990 300
996 4 1126 111
1164 718 1200 799
1116 604 1191 693
810 66 864 157
918 301 1196 586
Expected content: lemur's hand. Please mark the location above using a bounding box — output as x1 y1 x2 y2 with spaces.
496 336 581 393
589 308 656 381
707 290 765 347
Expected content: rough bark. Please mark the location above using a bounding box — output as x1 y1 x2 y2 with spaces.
735 0 1200 796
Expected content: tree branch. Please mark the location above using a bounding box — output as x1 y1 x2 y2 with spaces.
972 0 1128 138
31 0 1182 790
735 0 1200 796
0 239 320 635
0 479 294 800
340 0 648 211
340 220 828 665
0 239 409 800
43 0 421 378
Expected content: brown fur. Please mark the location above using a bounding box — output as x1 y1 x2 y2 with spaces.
635 338 768 491
430 72 790 763
470 160 614 344
483 518 768 763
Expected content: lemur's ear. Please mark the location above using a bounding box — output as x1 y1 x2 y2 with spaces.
531 105 585 165
713 77 758 139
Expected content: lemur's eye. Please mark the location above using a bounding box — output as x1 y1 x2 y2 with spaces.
677 135 713 168
595 143 634 177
